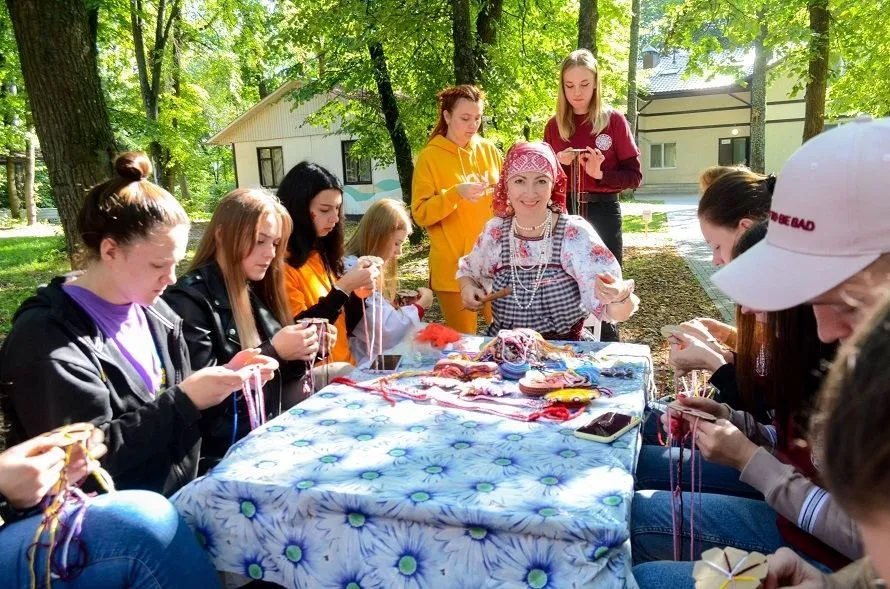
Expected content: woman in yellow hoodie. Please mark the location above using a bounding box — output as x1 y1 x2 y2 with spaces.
412 85 502 334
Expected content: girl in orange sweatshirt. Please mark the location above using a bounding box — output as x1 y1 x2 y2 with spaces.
277 161 377 365
411 85 502 334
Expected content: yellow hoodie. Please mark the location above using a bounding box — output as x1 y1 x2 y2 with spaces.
411 134 501 292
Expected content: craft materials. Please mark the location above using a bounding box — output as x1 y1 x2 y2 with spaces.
569 149 584 216
240 365 266 431
692 547 768 589
29 424 115 589
474 328 574 365
459 286 513 312
499 361 530 380
518 369 594 397
543 387 602 405
415 323 462 348
433 358 500 380
300 317 332 391
666 404 705 561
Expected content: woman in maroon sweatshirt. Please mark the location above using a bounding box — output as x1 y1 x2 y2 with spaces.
544 49 641 341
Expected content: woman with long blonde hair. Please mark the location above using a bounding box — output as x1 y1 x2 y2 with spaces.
164 188 321 472
344 198 434 364
412 84 502 334
544 49 642 340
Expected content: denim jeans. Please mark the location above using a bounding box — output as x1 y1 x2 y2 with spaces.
2 490 221 588
634 444 762 499
632 561 695 589
631 490 788 564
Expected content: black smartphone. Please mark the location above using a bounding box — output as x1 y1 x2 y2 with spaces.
574 412 638 442
370 354 402 371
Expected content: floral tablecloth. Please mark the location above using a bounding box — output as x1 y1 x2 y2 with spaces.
173 339 652 589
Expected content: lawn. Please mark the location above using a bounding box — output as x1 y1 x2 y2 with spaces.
622 212 668 234
0 235 68 335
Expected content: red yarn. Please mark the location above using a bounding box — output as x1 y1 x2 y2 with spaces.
415 323 462 348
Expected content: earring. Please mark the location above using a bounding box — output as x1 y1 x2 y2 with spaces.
548 199 553 208
506 203 514 216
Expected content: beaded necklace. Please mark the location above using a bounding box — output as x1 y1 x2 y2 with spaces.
508 211 553 309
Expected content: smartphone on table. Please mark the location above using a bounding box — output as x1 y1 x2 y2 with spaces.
574 412 640 443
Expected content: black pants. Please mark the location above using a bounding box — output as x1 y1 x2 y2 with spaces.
583 200 623 342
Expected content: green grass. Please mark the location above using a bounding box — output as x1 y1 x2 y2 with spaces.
0 236 69 336
622 212 668 233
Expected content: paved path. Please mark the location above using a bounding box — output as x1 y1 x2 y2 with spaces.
624 196 735 322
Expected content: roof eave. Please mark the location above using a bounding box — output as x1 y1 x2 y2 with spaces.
207 80 302 146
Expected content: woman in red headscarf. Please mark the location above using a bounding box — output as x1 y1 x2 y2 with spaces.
456 142 639 340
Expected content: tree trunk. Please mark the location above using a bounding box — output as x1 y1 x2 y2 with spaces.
749 22 769 173
6 0 117 264
7 158 19 219
577 0 599 56
626 0 641 136
802 0 829 142
23 130 35 224
474 0 503 82
367 41 419 243
451 0 475 84
258 80 270 99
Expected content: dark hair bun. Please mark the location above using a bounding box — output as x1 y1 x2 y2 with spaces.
763 173 778 196
114 152 152 182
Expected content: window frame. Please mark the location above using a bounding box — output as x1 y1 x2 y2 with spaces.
341 140 373 185
256 146 284 189
649 142 677 170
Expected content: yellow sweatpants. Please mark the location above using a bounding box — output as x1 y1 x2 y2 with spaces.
436 291 493 335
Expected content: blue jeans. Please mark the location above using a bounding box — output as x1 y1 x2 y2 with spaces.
633 562 695 589
634 444 762 499
2 490 221 588
631 490 787 564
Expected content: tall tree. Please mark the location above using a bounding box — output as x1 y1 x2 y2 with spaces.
22 125 34 224
5 156 16 218
802 0 829 142
6 0 116 262
474 0 503 82
626 0 641 135
452 0 475 84
368 41 414 213
129 0 179 189
749 20 769 173
578 0 599 55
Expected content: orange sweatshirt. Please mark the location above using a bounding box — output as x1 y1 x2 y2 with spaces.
283 252 354 365
411 134 501 292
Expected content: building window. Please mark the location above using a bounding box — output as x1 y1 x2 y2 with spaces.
257 147 284 188
341 140 372 185
649 143 676 169
718 137 749 167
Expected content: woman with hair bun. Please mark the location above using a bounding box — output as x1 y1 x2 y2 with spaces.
0 152 276 496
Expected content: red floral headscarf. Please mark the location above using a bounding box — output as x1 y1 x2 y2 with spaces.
493 142 567 218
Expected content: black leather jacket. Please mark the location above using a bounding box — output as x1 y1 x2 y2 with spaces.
163 262 307 472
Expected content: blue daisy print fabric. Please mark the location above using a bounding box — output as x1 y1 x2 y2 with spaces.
172 340 651 588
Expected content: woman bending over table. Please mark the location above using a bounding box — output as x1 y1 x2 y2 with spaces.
456 141 638 341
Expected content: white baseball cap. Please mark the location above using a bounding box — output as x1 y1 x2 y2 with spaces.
712 115 890 311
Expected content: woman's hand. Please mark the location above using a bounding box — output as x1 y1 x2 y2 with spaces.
460 282 486 311
594 273 633 304
659 396 730 434
324 322 337 356
690 418 759 471
181 365 253 410
763 548 829 589
336 258 378 295
556 149 577 166
668 332 728 376
273 324 320 361
694 317 736 346
416 287 434 309
455 182 487 203
0 432 108 509
580 147 605 180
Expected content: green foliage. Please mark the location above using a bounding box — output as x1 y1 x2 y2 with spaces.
0 235 68 335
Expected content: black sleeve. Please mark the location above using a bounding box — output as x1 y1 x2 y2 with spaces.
7 357 201 483
344 294 365 335
163 288 218 371
708 363 741 408
294 287 350 324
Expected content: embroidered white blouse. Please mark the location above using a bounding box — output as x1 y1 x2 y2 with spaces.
456 214 623 321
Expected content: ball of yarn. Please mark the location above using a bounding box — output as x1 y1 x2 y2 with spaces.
500 361 530 380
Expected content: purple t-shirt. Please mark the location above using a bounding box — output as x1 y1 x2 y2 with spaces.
63 284 163 395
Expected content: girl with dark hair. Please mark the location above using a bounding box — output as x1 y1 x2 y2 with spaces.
412 85 502 334
164 188 322 472
0 153 275 496
277 161 377 365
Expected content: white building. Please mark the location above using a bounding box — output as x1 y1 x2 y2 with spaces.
209 81 403 215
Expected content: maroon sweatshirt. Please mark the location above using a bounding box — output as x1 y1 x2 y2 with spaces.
544 110 642 193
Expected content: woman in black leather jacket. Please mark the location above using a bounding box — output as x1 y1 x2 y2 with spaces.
164 188 324 472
